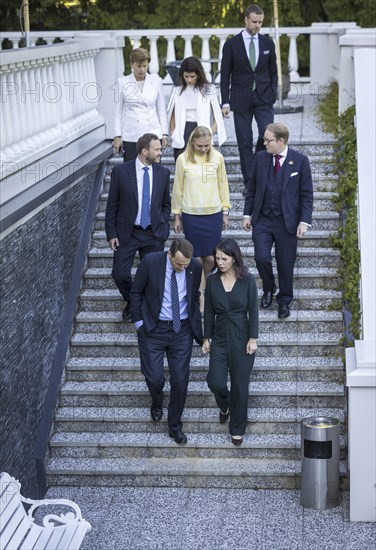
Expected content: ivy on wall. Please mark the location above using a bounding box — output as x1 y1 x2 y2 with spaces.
317 82 360 345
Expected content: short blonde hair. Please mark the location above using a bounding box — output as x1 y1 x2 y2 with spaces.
130 48 150 64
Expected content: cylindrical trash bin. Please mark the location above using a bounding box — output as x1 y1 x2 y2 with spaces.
301 416 340 509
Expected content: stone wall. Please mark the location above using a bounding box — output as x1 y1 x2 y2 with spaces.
0 167 97 497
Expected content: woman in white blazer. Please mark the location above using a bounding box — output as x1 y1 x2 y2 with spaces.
113 48 169 162
169 57 227 161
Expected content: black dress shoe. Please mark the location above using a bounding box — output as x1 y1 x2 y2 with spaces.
219 409 229 424
231 436 243 446
122 302 131 322
278 304 290 319
261 287 276 309
168 429 187 444
150 406 163 421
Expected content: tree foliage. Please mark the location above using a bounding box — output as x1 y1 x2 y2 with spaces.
1 0 375 32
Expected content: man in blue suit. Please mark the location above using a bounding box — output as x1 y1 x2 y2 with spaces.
105 133 171 321
220 4 277 193
130 239 203 444
243 123 313 319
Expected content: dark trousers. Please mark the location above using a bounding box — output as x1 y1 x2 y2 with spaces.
122 141 138 163
137 320 193 431
112 227 164 302
206 344 255 436
233 91 274 188
173 122 197 161
252 213 298 305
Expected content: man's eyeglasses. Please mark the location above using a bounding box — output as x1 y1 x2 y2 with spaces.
263 138 276 144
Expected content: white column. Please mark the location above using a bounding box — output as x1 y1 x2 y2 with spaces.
148 36 160 75
183 36 193 58
345 31 376 523
287 34 300 81
164 35 176 83
200 36 211 82
216 37 227 83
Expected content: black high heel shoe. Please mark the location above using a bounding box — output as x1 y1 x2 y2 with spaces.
231 435 243 446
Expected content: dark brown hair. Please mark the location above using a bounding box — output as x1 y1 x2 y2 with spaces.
213 238 250 280
136 133 160 154
170 238 194 259
178 56 209 94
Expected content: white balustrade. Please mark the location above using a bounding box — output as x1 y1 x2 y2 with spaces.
0 40 104 172
0 24 363 171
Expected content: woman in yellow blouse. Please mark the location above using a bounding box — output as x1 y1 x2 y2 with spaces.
172 126 231 312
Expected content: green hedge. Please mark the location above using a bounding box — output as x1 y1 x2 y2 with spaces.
317 82 360 345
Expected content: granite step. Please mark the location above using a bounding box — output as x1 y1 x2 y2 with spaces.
102 172 339 194
46 456 348 490
48 431 347 461
66 355 343 373
68 331 343 360
58 380 345 409
91 219 340 247
79 288 342 312
87 245 340 269
65 354 344 383
83 266 341 291
73 309 343 336
97 191 339 214
54 405 345 435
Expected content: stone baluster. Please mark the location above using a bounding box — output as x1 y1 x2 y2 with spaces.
132 38 140 49
0 71 18 157
45 63 60 137
200 36 212 82
25 65 44 145
164 35 176 83
183 35 193 59
287 34 300 81
216 37 227 83
148 36 160 74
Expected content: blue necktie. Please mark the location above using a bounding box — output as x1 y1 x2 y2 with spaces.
140 166 150 229
171 271 181 333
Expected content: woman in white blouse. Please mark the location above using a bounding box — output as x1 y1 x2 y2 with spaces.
113 48 168 162
172 126 231 313
169 57 227 161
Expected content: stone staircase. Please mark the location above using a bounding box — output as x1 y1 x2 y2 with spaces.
46 141 347 489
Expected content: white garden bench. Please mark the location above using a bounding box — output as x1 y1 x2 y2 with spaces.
0 472 91 549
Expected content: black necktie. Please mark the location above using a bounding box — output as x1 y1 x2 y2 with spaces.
171 271 181 333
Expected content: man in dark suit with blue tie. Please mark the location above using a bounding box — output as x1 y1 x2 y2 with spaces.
130 239 203 444
220 4 277 193
243 123 313 319
105 133 171 321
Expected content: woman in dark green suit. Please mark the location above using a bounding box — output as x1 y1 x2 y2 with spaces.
202 239 258 445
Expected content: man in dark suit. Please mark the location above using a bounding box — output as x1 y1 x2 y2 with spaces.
243 123 313 319
130 239 203 444
105 133 171 321
220 4 277 192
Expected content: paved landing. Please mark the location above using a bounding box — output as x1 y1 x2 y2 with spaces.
45 486 375 549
